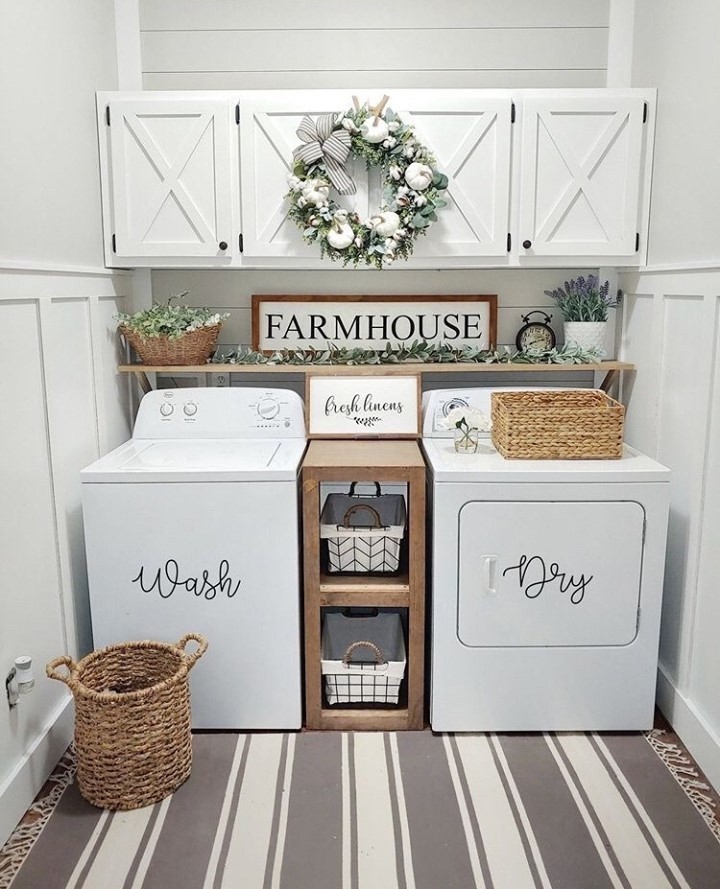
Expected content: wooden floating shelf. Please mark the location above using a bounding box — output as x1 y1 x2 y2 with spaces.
120 361 633 375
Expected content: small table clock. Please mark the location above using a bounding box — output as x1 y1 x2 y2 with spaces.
516 311 556 355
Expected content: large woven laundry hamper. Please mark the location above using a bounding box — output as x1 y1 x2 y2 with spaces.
47 634 207 810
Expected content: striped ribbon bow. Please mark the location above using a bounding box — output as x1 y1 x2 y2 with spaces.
293 113 356 195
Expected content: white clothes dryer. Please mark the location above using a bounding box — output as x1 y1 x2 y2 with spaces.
422 387 670 732
81 387 306 729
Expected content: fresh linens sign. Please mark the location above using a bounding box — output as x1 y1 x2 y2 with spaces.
252 295 497 352
307 375 420 439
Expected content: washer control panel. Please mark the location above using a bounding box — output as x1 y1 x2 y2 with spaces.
133 387 305 439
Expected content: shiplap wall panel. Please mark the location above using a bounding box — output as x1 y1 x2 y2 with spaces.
142 28 607 74
144 70 606 91
141 0 610 31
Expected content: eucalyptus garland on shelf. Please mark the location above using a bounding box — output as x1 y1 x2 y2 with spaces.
217 342 603 367
286 95 449 269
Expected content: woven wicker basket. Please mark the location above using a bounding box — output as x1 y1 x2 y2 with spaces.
119 324 221 365
491 389 625 460
47 634 207 810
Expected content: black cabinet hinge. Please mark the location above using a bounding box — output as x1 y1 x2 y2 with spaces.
511 102 516 124
239 233 244 253
507 233 512 252
112 234 117 253
643 102 648 123
235 104 240 125
106 105 111 126
635 232 640 252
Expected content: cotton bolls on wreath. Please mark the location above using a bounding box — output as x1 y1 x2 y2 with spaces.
285 94 449 269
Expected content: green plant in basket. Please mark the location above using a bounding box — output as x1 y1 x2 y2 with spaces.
116 292 230 366
115 291 228 339
543 275 618 322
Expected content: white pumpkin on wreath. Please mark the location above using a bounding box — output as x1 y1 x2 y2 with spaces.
285 95 449 269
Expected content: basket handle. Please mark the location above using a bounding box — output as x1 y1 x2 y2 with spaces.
341 503 384 529
342 640 386 666
176 633 209 670
46 656 78 689
348 481 382 498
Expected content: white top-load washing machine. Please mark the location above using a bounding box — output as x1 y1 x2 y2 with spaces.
422 387 671 732
81 387 306 729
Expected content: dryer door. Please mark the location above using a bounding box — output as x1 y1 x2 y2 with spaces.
457 501 644 647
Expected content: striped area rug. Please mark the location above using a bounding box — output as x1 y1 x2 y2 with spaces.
5 730 720 889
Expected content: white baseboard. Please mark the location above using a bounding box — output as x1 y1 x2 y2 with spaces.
656 665 720 793
0 697 73 849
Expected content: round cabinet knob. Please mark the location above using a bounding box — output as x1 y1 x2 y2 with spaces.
218 241 228 251
522 239 532 249
183 402 198 416
257 398 280 419
159 402 174 417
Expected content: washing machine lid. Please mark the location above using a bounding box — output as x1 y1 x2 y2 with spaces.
421 438 670 483
81 438 307 482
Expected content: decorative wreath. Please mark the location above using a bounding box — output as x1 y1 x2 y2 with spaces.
285 95 449 269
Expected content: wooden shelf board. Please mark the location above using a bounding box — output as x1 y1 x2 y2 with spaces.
320 572 410 594
304 439 425 470
119 361 634 377
318 591 410 608
310 707 419 731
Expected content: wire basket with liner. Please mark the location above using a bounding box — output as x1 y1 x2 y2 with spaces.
46 633 207 810
116 291 228 366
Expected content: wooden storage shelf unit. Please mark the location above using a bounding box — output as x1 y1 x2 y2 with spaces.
302 440 426 731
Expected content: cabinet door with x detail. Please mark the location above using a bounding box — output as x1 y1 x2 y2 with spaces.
518 94 647 257
107 96 235 258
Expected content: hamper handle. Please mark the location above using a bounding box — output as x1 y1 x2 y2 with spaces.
177 633 209 670
342 640 386 666
341 503 384 529
348 482 382 498
46 656 78 689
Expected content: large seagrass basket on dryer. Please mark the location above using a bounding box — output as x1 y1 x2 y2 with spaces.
47 634 207 810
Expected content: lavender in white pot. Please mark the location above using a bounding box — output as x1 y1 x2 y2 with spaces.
544 275 618 358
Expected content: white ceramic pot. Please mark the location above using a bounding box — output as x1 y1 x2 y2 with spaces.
563 321 607 357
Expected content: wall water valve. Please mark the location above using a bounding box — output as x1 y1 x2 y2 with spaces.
5 656 35 709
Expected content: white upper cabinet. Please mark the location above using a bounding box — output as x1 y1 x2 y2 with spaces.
102 95 236 260
239 91 513 265
97 89 654 269
517 95 648 259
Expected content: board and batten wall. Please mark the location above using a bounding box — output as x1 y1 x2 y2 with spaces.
0 0 133 849
617 0 720 791
142 0 612 351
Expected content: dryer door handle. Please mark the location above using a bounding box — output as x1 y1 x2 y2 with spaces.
480 555 499 597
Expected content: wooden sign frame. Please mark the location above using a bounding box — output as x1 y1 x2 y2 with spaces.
252 294 498 353
305 374 421 439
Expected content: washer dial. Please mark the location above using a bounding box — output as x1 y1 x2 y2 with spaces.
257 397 280 420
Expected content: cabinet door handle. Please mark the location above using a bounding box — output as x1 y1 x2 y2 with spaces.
522 239 532 249
218 241 228 251
480 555 499 597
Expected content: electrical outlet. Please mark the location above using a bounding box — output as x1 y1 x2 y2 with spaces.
212 373 228 387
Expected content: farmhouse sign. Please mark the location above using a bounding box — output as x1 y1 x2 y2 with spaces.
252 295 497 352
306 375 421 439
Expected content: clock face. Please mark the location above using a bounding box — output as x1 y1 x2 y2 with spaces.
517 323 555 354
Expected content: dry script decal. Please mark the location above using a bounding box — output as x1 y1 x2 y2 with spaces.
308 375 420 438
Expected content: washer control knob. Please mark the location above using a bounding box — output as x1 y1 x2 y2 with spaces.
257 397 280 419
183 401 198 416
160 403 174 417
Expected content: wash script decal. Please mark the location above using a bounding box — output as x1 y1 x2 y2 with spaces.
132 559 241 600
502 554 592 604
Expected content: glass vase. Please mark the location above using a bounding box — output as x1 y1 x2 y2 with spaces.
454 426 479 454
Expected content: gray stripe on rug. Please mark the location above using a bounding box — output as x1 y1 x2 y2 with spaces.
213 735 251 889
448 734 495 888
122 803 164 889
604 732 720 888
497 733 615 889
263 733 290 889
395 732 476 889
139 733 239 889
349 732 358 889
72 810 114 889
278 732 342 889
6 782 105 889
383 733 407 889
547 733 633 889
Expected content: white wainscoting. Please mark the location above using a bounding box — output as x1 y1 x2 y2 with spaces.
0 269 132 848
619 267 720 791
139 0 609 90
